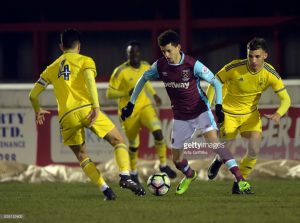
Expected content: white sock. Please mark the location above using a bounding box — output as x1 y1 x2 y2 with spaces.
99 184 109 192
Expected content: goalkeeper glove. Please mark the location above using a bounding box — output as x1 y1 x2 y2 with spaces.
121 102 134 121
215 104 224 123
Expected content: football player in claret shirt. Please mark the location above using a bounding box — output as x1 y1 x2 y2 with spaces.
206 37 291 194
121 29 253 195
107 41 177 187
29 28 146 201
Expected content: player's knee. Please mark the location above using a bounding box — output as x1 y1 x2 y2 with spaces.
152 129 163 141
69 143 87 161
104 130 125 147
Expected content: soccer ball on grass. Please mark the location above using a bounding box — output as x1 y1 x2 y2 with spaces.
147 172 170 196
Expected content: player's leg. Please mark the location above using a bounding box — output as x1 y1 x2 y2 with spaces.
239 111 262 179
204 130 252 194
153 130 177 178
70 144 116 200
122 116 142 184
171 119 197 195
199 111 252 194
207 112 239 180
140 105 177 178
204 130 242 180
61 109 116 200
89 110 145 196
240 132 261 178
128 146 139 183
104 127 145 196
172 149 197 195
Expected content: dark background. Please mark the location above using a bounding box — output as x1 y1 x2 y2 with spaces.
0 0 299 82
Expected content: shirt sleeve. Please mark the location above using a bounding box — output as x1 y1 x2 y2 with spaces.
84 69 100 108
268 73 291 116
130 62 159 104
83 57 97 77
276 89 291 116
40 68 51 86
194 60 222 105
269 73 285 93
29 78 47 112
144 61 160 80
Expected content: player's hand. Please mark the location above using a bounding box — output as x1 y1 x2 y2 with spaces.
87 107 100 127
264 112 281 125
121 102 134 121
35 108 50 125
215 104 224 124
153 94 162 107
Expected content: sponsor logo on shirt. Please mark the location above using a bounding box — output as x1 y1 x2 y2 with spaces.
164 82 190 89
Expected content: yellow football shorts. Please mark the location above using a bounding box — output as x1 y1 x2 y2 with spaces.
60 106 115 146
122 105 162 148
220 110 262 140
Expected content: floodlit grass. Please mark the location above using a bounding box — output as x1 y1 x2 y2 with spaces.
1 180 300 223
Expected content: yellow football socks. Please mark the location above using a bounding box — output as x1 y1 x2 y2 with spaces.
239 155 257 179
114 143 130 174
129 147 138 172
80 157 106 187
155 139 167 166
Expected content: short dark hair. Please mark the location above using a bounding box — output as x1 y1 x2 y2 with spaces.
157 29 180 47
247 37 268 52
60 28 81 49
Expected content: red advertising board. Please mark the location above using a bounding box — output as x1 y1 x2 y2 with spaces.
34 107 300 166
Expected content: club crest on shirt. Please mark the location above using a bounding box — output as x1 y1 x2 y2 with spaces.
162 72 168 76
258 77 266 87
181 69 190 81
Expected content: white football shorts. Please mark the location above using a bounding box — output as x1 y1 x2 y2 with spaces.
171 110 217 149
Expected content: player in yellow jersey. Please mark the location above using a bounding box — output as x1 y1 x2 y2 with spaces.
206 37 291 194
106 41 177 185
29 29 146 200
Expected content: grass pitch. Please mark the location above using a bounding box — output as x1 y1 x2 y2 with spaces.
1 180 300 223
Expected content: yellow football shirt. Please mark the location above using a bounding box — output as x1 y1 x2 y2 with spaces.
108 61 154 116
217 59 285 114
39 52 97 119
